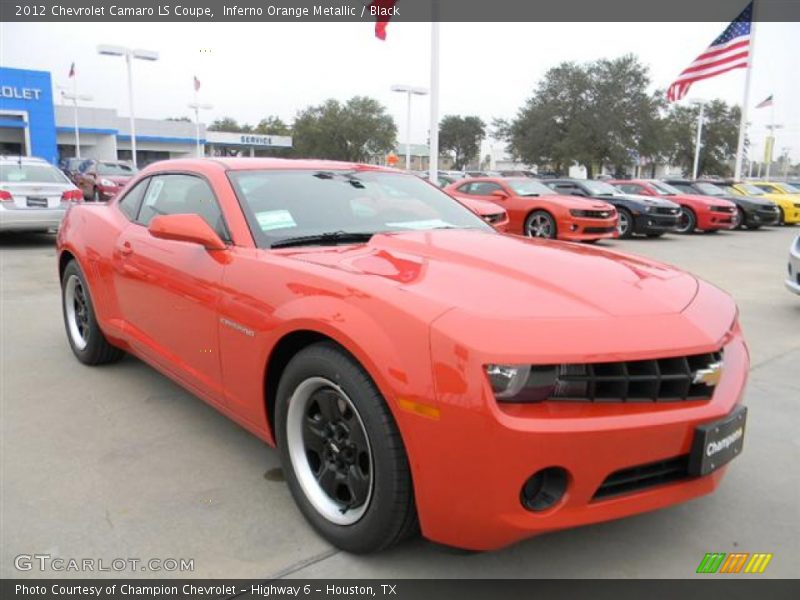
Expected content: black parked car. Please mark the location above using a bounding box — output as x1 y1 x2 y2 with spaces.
544 178 681 238
665 179 780 230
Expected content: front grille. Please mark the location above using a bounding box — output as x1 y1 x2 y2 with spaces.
654 206 680 215
527 351 722 402
584 226 616 234
593 456 690 500
581 210 613 218
483 213 505 224
711 206 735 213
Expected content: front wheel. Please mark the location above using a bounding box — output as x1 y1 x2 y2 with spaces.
524 210 557 239
275 343 417 553
61 260 124 365
733 207 745 230
675 207 697 234
617 208 634 239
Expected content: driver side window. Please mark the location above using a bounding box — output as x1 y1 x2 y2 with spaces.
136 174 229 241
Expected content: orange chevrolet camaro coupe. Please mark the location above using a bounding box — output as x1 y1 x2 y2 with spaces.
57 158 749 553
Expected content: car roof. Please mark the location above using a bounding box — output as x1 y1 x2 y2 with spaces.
0 156 50 164
199 157 400 173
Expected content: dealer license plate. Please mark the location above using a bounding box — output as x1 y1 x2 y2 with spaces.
26 197 48 208
688 405 747 477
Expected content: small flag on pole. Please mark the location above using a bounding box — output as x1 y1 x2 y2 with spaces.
755 94 773 109
667 2 753 102
371 0 398 41
193 75 201 92
68 62 75 78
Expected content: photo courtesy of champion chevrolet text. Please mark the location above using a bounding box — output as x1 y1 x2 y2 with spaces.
0 1 799 598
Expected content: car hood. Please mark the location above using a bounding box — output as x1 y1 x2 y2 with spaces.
543 194 615 210
670 193 734 208
727 194 776 208
277 230 699 319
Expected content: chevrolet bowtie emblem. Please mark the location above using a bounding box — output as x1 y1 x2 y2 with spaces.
693 361 723 386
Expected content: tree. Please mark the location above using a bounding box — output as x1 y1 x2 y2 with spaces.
499 55 662 178
439 115 486 170
292 96 396 161
207 117 247 132
255 116 291 135
662 100 740 176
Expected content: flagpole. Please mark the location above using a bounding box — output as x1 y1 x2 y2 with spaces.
428 1 440 182
734 2 757 180
72 69 81 159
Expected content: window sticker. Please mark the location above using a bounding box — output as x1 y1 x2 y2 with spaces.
256 209 297 231
385 219 454 230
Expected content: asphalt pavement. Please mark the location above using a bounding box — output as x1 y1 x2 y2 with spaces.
1 225 798 579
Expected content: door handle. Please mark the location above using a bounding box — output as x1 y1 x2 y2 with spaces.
119 242 133 256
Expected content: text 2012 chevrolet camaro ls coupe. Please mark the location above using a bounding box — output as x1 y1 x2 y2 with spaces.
57 158 749 553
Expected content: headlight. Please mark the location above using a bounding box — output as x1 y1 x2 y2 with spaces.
99 178 116 187
485 364 531 399
569 209 590 217
643 205 653 213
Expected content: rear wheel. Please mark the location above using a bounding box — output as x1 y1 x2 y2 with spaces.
675 207 697 234
524 211 557 239
617 208 634 239
61 260 124 365
275 342 417 553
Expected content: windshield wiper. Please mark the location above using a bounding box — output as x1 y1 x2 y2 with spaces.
520 193 540 197
270 231 375 249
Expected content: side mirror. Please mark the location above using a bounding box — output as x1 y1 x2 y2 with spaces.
491 190 508 199
148 213 226 250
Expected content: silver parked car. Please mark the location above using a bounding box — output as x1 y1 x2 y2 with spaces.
0 156 83 233
787 234 800 295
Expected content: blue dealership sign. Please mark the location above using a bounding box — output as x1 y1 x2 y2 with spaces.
0 67 58 163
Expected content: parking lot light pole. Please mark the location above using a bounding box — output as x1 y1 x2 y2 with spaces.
97 45 159 168
61 91 92 159
188 102 213 157
391 85 428 170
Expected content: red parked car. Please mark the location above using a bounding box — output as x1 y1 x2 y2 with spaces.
610 179 736 234
74 159 138 202
57 158 748 552
445 177 618 241
454 195 509 232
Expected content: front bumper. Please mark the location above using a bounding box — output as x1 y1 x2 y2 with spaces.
743 206 781 227
696 209 735 231
778 203 800 224
0 206 66 231
632 212 679 234
557 215 618 241
410 314 748 550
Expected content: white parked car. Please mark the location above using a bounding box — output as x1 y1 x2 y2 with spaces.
0 156 83 233
787 234 800 295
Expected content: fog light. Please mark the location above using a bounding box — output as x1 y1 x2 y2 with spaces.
520 467 568 511
570 224 578 232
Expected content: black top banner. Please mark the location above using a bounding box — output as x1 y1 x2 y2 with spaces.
1 0 799 22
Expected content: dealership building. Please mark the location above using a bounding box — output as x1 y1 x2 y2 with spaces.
0 66 292 165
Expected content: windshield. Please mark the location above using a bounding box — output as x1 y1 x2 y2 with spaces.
735 184 764 195
694 182 726 196
649 181 682 195
581 180 620 196
780 183 800 193
0 164 69 184
96 162 136 176
228 170 493 248
506 179 556 196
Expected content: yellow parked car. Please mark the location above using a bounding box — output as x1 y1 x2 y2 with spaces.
734 181 800 225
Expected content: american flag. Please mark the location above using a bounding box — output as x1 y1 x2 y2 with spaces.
667 2 753 102
755 94 773 108
193 75 201 92
68 62 75 78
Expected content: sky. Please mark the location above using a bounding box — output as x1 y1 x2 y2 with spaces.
1 20 799 161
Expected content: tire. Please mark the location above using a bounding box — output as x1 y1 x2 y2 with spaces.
733 207 745 230
524 210 557 239
617 208 634 239
275 342 417 553
61 260 124 365
778 207 786 225
92 188 101 202
646 232 664 238
675 207 697 234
